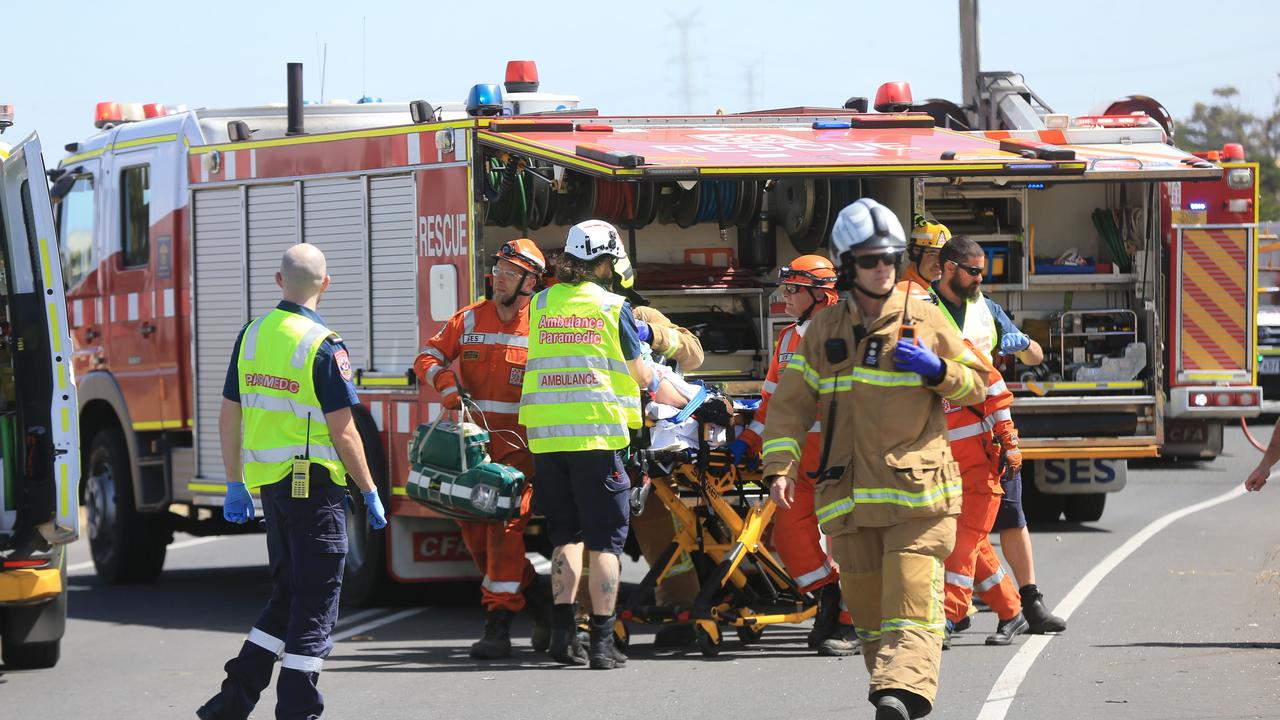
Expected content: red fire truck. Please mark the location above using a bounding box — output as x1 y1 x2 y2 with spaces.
56 60 1253 600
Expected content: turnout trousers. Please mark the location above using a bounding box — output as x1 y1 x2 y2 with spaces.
829 516 956 711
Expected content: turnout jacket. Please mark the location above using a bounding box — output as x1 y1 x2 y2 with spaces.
760 290 988 533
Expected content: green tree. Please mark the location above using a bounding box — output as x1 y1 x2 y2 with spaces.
1178 84 1280 222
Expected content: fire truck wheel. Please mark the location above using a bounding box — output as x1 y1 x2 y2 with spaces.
341 405 395 607
83 427 168 583
1063 493 1106 523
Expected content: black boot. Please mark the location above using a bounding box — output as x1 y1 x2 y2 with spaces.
196 696 249 720
1020 585 1067 634
985 612 1029 646
523 576 553 653
807 583 844 649
953 614 972 633
588 613 627 670
549 603 587 665
817 622 860 657
470 608 515 660
872 689 930 720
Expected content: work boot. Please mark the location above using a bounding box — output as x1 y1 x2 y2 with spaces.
985 612 1029 646
588 614 627 670
523 576 553 653
549 603 587 665
195 697 248 720
470 608 514 660
817 622 860 657
1020 584 1067 634
654 623 696 647
871 689 929 720
954 615 972 633
806 583 844 650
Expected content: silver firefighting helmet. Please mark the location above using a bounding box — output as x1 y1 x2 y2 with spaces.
564 219 635 289
829 198 907 262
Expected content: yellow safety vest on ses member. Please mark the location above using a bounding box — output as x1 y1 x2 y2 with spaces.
520 282 641 453
237 309 347 488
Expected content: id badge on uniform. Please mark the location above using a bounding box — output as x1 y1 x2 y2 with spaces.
291 457 310 499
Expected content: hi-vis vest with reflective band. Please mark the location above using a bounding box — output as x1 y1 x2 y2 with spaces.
237 308 347 489
519 282 641 453
931 288 998 361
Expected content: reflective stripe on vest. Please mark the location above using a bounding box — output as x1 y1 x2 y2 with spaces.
238 309 346 489
520 282 641 453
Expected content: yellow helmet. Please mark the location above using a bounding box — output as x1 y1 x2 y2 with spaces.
910 218 951 250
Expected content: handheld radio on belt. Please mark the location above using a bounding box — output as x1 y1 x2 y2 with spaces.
292 414 311 499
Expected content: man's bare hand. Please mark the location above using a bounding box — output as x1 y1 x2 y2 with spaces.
1246 464 1272 492
769 475 795 510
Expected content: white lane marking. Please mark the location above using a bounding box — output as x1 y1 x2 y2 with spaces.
334 607 388 629
977 484 1248 720
332 608 425 643
67 536 228 573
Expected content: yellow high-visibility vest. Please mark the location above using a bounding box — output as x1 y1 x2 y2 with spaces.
519 282 641 453
236 308 346 488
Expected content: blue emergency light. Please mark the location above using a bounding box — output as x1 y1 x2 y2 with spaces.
1026 182 1046 190
1188 201 1207 211
466 84 504 116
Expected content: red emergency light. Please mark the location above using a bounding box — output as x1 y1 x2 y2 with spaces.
95 101 123 129
873 81 913 113
143 103 167 119
1221 143 1245 162
505 60 540 93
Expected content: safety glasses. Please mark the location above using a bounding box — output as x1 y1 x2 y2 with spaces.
948 259 984 278
853 251 902 270
492 265 524 281
780 284 806 296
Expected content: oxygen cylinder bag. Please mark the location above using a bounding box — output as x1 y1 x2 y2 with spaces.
405 411 528 522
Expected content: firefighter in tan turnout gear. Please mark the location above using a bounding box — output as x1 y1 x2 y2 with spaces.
762 199 987 720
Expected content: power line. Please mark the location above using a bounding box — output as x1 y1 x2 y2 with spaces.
668 9 700 114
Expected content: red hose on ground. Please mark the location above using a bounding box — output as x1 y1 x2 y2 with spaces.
1242 416 1268 452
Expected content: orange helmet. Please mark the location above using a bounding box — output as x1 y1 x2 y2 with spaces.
779 255 838 290
494 238 546 275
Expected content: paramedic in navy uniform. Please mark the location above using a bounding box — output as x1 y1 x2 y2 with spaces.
198 243 387 720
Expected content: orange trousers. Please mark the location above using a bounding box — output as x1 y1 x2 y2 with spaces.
942 490 1021 623
777 474 852 625
460 439 536 613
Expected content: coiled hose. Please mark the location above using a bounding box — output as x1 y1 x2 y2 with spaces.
485 156 528 228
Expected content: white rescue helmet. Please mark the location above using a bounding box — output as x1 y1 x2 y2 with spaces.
564 219 635 288
829 198 907 262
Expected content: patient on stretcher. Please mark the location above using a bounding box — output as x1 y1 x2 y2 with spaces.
640 348 730 451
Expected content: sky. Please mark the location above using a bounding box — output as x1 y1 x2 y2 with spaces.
5 0 1277 162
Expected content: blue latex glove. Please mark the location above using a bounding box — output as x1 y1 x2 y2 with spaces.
998 332 1032 356
224 482 254 524
634 319 653 344
363 489 388 530
893 339 945 382
727 439 750 466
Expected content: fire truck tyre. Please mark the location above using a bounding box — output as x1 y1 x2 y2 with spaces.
1 572 66 670
1064 493 1106 523
341 405 395 608
84 427 169 583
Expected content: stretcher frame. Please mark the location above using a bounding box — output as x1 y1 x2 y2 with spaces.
618 430 818 657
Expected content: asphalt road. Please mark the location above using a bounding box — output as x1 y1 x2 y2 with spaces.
5 423 1280 719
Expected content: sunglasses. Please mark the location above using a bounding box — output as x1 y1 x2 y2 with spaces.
948 259 985 278
781 284 806 296
854 251 902 270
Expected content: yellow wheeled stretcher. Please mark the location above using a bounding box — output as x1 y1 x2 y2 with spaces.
617 422 818 657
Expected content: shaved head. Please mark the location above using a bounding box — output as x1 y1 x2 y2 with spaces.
277 243 330 306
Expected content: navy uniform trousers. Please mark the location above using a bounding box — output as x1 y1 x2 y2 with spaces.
201 472 347 720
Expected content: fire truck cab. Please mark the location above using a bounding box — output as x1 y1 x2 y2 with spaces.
0 131 81 670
